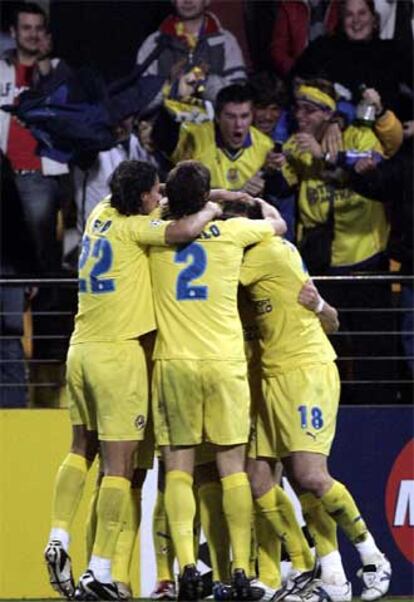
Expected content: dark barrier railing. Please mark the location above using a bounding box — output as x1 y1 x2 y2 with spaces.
0 275 413 405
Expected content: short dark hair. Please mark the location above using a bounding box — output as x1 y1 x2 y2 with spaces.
249 71 288 109
166 160 210 218
215 84 254 116
222 199 263 220
12 2 47 28
110 160 158 216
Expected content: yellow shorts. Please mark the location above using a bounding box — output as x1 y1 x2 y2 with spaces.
67 340 148 442
195 442 218 466
152 359 251 447
133 409 155 470
256 362 340 458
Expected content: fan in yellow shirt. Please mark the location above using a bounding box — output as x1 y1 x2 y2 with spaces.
149 159 286 600
44 160 222 601
154 84 274 192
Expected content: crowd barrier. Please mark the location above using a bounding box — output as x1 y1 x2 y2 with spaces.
1 274 413 405
0 276 413 598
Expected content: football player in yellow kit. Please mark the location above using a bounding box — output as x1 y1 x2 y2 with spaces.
44 160 222 601
149 160 286 600
240 236 391 602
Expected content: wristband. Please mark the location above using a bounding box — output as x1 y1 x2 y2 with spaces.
315 297 325 314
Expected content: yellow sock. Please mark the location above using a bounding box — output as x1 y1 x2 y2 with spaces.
321 481 368 543
152 491 174 581
85 478 100 562
198 482 230 583
255 486 314 572
300 492 338 556
51 453 88 531
112 487 141 585
164 470 196 570
193 491 201 562
249 516 257 580
255 502 281 588
221 472 253 573
92 476 130 559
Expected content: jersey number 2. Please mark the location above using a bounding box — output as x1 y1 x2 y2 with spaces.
79 235 115 294
175 242 208 300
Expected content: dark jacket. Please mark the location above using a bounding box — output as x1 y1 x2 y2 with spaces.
348 140 413 274
294 35 412 117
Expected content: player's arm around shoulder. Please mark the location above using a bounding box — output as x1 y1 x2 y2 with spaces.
298 279 339 334
255 198 287 236
165 201 223 244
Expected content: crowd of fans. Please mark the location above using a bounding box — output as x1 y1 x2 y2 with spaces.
0 0 413 408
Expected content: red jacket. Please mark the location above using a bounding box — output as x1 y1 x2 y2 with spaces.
270 0 340 76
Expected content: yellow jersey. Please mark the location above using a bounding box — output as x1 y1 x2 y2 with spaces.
240 237 336 375
71 197 169 344
150 218 274 360
172 121 273 190
282 125 389 266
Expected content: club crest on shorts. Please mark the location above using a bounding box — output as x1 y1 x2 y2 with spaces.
134 415 146 430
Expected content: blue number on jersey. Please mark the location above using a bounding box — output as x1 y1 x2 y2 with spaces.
78 235 115 294
297 405 324 430
175 242 208 300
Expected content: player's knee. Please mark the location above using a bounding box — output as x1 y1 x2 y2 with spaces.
102 441 138 479
290 468 329 496
71 427 98 464
247 460 273 499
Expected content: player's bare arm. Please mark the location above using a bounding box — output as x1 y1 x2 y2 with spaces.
255 198 287 236
297 280 339 334
165 200 223 244
209 188 256 205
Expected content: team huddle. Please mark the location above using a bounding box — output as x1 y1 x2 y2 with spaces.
44 160 391 602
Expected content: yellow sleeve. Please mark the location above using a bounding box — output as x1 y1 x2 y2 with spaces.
124 216 169 246
171 123 196 163
239 242 272 286
280 137 302 186
374 110 404 158
229 217 274 247
344 125 384 154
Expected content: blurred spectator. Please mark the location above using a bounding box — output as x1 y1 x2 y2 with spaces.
270 0 340 77
0 151 38 408
249 71 297 241
0 2 70 276
273 79 398 402
153 83 277 195
0 4 78 407
73 117 161 234
244 0 278 71
294 0 413 119
0 30 15 57
348 123 414 379
374 0 414 44
0 1 16 57
136 0 246 111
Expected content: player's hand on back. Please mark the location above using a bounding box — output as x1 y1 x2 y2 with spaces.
297 280 321 312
